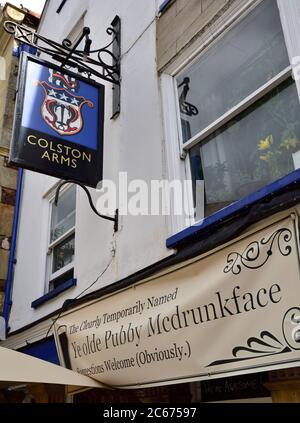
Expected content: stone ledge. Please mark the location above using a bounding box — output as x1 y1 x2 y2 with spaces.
0 187 16 206
0 146 9 158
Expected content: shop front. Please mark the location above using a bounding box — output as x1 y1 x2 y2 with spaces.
52 210 300 402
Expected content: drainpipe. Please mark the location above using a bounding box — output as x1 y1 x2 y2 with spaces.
2 43 34 332
3 168 23 331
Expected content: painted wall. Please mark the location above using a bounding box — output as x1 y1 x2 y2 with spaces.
9 0 172 331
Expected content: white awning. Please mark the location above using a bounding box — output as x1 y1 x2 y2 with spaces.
0 346 106 389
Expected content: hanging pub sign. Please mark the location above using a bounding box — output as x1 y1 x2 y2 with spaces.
10 53 104 187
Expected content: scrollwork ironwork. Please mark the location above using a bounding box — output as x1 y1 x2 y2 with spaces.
62 38 72 49
3 18 120 85
178 77 199 117
55 180 118 232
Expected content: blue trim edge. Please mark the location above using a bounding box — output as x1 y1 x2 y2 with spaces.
31 278 77 309
166 170 300 248
159 0 173 14
3 169 23 330
19 336 60 365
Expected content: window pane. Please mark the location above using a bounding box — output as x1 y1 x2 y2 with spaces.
177 0 290 143
51 186 76 242
50 269 74 291
52 235 75 273
190 77 300 219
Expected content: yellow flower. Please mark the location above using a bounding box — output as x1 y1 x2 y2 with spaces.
259 155 268 161
280 137 299 150
258 135 273 150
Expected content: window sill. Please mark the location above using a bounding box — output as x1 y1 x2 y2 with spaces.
31 278 77 309
166 169 300 249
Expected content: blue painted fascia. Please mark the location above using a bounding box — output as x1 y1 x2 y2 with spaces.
166 170 300 248
19 336 60 365
31 278 77 309
159 0 174 14
19 44 37 56
3 169 23 330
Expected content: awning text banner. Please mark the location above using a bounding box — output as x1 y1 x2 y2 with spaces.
54 215 300 388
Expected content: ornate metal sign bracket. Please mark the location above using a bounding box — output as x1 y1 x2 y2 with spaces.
55 180 119 232
178 77 198 117
4 17 121 228
4 16 121 116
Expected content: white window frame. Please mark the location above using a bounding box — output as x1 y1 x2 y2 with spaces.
179 66 292 157
161 0 300 236
45 183 76 290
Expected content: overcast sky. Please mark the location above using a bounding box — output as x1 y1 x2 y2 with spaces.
4 0 46 14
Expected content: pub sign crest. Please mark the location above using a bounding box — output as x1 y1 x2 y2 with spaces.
10 53 104 187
